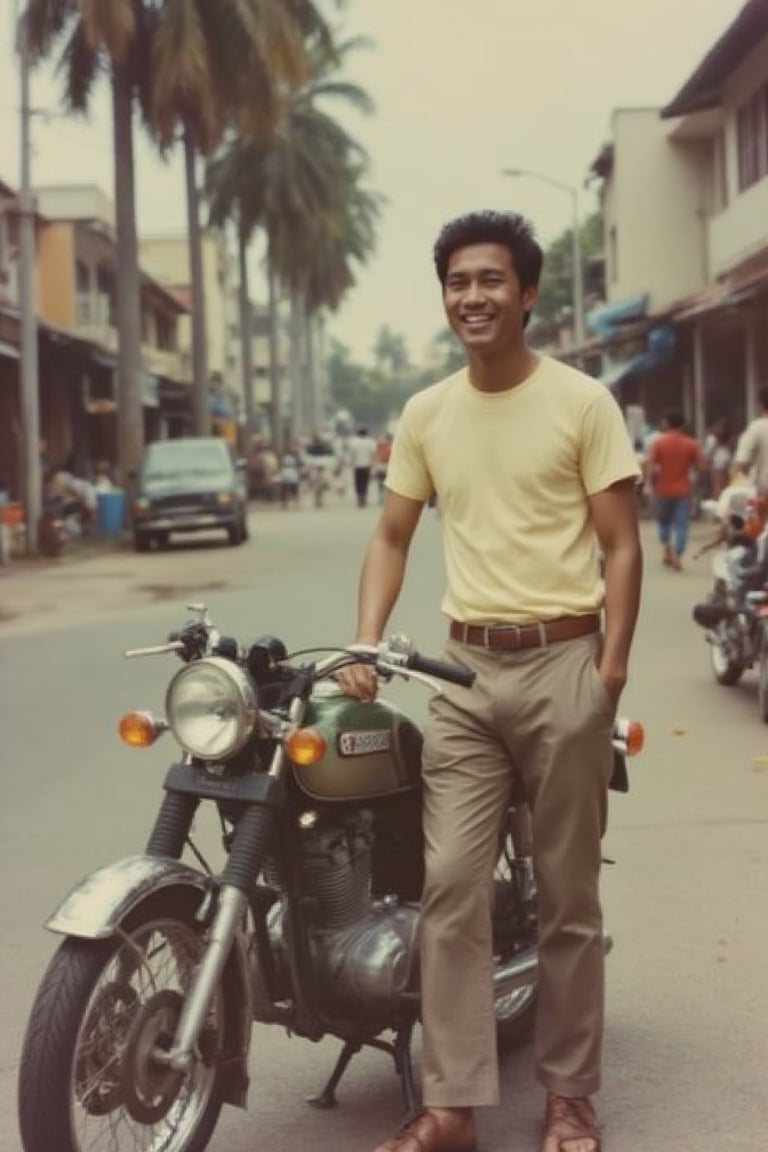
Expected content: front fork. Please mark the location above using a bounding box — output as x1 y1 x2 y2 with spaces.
149 704 304 1074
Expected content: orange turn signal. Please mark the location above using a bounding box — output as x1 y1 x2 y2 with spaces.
287 727 328 767
119 711 162 748
624 720 645 757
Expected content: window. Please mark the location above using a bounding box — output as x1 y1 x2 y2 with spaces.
736 81 768 191
155 312 177 351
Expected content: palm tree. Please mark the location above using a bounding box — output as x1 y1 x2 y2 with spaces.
206 31 381 451
24 0 152 484
147 0 333 436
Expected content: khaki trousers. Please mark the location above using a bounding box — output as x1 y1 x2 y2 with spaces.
419 632 615 1107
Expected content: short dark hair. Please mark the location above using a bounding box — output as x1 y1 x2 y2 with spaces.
759 388 768 412
433 211 543 329
666 410 685 429
433 210 543 293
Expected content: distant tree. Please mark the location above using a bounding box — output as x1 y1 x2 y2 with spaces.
149 0 332 435
423 327 465 379
206 29 381 452
372 324 410 376
533 210 603 329
327 336 417 432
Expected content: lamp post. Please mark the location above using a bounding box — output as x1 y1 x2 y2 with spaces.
500 167 585 351
16 1 41 555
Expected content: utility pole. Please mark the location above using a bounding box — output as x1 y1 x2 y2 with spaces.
17 2 41 555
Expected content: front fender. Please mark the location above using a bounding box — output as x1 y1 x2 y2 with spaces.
45 854 211 939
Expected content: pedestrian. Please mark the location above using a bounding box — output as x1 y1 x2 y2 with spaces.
337 209 642 1152
373 432 393 505
279 448 300 509
733 388 768 498
349 427 377 507
647 409 707 569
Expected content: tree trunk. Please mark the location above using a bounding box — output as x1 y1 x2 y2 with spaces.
112 65 144 490
267 257 282 457
305 308 318 435
184 126 209 435
237 224 255 451
288 290 306 443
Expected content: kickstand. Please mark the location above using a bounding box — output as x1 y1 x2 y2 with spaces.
393 1019 417 1116
306 1020 418 1113
307 1040 362 1109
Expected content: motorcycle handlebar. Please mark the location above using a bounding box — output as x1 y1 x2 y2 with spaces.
405 651 476 688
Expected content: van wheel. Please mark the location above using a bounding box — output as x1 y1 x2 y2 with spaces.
227 523 243 546
133 531 150 553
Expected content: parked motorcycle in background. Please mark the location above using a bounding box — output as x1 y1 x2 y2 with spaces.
17 607 644 1152
692 486 768 720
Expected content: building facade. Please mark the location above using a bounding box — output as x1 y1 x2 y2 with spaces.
1 181 190 501
587 0 768 442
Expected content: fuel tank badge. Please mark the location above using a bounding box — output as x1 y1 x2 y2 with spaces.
338 730 392 756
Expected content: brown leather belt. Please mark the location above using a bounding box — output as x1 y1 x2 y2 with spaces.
449 613 600 651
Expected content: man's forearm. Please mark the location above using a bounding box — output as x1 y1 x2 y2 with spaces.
601 539 643 687
356 534 409 643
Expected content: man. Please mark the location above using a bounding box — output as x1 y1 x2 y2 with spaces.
350 427 378 507
647 410 706 570
734 388 768 497
338 210 642 1152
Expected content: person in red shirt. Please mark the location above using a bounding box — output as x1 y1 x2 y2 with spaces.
648 410 707 569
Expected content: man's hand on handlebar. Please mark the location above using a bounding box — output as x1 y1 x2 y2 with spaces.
336 659 380 701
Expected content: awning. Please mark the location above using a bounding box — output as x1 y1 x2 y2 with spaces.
673 281 766 322
600 354 649 392
599 326 676 392
587 294 648 340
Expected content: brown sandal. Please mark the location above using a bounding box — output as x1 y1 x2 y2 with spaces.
540 1094 601 1152
373 1108 478 1152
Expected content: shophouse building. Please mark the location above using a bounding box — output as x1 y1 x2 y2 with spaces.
587 0 768 441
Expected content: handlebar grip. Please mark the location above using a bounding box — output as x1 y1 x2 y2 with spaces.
407 652 476 687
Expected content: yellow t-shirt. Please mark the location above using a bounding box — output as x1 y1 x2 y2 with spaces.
386 355 640 623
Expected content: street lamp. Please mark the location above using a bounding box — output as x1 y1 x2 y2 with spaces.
500 167 585 351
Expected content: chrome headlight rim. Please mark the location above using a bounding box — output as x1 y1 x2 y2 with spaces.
165 656 258 761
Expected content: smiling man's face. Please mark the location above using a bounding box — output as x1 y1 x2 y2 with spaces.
443 242 538 354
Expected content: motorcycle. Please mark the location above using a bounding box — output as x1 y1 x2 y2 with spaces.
692 490 768 719
17 605 644 1152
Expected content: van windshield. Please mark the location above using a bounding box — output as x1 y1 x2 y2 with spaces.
144 442 230 481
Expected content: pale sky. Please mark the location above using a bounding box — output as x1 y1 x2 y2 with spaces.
0 0 743 362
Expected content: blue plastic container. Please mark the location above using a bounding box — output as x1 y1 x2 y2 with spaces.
97 490 126 537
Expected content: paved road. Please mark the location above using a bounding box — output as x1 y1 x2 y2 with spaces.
1 503 766 1152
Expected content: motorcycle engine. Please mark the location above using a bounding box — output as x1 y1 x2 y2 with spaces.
263 810 419 1027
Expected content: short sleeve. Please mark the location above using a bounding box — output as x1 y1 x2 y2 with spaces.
384 397 435 502
579 389 641 495
735 426 755 467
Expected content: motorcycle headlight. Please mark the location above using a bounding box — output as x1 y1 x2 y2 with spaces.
165 657 258 761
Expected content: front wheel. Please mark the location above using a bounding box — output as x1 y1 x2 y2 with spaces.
709 622 745 685
18 891 227 1152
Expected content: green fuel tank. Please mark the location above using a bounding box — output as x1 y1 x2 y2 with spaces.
292 683 424 802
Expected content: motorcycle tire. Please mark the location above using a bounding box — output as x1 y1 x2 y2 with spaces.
18 891 227 1152
492 837 538 1049
759 649 768 723
709 624 744 686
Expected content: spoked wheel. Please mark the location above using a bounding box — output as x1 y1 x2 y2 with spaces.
709 623 744 685
492 825 538 1049
18 892 226 1152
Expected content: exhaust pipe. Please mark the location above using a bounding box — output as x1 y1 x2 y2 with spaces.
493 933 614 996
